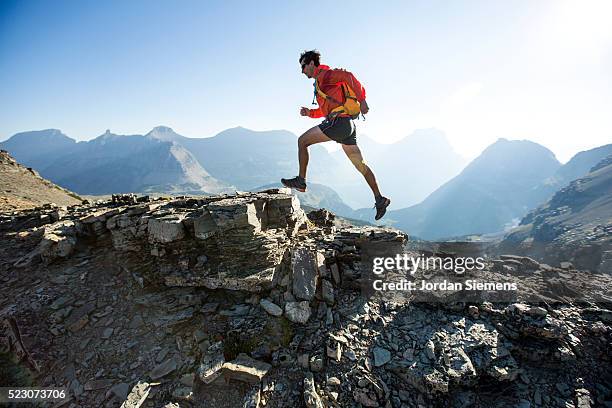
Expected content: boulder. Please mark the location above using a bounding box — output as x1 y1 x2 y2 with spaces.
285 301 311 324
222 353 271 384
292 248 318 301
147 214 185 243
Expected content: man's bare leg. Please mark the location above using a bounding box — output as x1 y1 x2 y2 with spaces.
298 125 332 179
341 144 381 197
342 143 390 220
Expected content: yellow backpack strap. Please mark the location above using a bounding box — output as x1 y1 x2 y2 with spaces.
341 83 358 101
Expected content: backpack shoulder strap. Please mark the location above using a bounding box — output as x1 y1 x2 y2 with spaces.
314 71 342 104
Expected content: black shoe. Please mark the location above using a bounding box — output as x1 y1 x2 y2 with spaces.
374 195 390 220
281 176 307 192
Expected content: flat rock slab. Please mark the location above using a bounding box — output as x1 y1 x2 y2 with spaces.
147 214 185 243
107 382 130 400
292 247 318 301
222 353 271 384
149 357 178 380
165 266 279 293
373 347 391 367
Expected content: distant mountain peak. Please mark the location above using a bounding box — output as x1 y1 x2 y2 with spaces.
146 126 184 141
150 125 174 133
97 130 119 141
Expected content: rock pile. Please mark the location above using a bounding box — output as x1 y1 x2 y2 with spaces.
0 189 611 407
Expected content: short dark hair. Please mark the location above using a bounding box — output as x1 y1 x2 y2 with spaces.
299 50 320 66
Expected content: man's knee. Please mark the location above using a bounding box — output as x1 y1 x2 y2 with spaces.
298 136 306 149
298 135 310 149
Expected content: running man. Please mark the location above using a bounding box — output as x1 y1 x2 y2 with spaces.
281 50 391 220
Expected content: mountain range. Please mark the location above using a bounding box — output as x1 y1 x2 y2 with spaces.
0 126 465 208
2 127 609 241
1 129 233 195
378 140 611 240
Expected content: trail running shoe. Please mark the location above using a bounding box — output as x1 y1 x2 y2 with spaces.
374 195 391 220
281 176 307 192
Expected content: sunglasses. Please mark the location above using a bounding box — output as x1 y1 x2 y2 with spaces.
301 62 307 71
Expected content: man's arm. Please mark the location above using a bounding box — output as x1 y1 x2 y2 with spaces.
307 107 324 118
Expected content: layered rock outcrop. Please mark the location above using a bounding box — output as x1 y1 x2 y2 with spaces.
1 190 611 408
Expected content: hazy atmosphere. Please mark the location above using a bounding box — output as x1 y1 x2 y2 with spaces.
1 0 611 162
1 2 612 406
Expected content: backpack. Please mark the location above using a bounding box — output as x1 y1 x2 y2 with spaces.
314 71 362 120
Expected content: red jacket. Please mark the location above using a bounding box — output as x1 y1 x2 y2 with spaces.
308 65 366 118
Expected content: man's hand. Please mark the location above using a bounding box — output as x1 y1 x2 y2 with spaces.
300 107 310 117
360 100 369 115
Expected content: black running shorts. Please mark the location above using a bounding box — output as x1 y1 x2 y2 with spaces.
318 116 357 145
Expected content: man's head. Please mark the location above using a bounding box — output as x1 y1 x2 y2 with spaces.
299 50 320 78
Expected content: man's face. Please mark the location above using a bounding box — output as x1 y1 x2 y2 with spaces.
300 59 315 78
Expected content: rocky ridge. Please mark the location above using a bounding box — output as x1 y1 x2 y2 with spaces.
0 190 611 407
0 150 82 212
500 156 612 273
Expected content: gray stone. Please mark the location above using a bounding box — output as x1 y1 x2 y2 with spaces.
260 298 283 317
179 373 195 387
292 248 318 301
285 301 311 324
327 377 341 386
147 214 185 243
107 382 130 400
500 255 541 270
330 263 341 285
172 386 193 401
102 327 114 339
149 357 177 380
69 379 84 397
222 353 272 384
310 354 324 372
373 347 391 367
193 210 217 239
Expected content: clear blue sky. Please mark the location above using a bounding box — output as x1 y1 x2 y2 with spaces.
1 0 611 162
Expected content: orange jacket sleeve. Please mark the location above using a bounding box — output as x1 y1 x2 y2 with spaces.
308 107 324 118
326 69 367 102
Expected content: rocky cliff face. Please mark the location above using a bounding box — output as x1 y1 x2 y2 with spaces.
500 156 612 273
1 191 611 407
